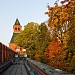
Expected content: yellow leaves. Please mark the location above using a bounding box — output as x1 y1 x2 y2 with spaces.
34 54 40 61
60 11 64 15
55 9 58 13
45 3 71 29
53 8 58 13
53 18 58 25
72 55 75 60
65 63 69 67
47 12 51 16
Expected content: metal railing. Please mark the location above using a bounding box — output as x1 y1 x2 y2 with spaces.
0 60 12 73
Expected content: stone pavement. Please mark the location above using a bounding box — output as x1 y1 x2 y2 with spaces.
1 59 30 75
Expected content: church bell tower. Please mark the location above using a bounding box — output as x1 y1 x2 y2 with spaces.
9 18 27 56
9 18 22 53
13 18 22 33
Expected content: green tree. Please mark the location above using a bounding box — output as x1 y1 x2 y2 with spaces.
14 22 51 61
14 22 39 57
37 23 51 62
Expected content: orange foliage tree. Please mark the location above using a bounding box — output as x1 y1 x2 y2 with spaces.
34 54 40 61
45 0 75 73
44 35 69 71
45 1 69 30
45 1 74 41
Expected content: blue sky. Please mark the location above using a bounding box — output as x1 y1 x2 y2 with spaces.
0 0 61 46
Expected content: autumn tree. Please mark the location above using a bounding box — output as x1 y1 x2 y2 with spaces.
45 1 70 41
62 0 75 73
44 35 67 69
45 0 75 73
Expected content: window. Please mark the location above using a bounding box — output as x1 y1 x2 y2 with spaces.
18 28 20 31
15 27 17 30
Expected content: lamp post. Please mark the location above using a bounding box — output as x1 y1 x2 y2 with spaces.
23 49 27 57
16 49 20 53
15 49 20 58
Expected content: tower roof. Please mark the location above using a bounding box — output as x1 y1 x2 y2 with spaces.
14 18 21 25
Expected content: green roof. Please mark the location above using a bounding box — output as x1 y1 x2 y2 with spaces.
10 33 20 43
14 18 21 25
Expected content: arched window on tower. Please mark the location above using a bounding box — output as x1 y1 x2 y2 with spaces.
15 27 17 30
18 28 20 31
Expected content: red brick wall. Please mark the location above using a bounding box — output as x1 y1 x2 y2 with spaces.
9 43 26 55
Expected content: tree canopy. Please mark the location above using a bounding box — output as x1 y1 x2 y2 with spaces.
14 22 51 61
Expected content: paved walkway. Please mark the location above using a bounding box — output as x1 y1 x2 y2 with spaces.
1 59 30 75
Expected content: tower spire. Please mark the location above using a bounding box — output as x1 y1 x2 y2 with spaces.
14 18 21 25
